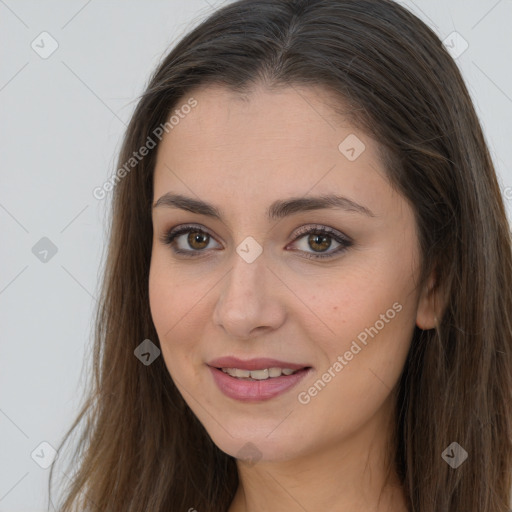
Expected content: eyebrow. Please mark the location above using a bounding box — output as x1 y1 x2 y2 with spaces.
152 192 375 219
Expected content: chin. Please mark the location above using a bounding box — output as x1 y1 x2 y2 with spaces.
200 417 309 464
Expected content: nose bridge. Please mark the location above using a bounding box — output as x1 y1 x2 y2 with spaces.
221 247 266 312
213 244 285 337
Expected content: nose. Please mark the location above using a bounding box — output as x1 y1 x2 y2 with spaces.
212 248 287 340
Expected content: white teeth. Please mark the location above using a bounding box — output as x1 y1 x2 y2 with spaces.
268 367 282 378
250 369 269 380
220 367 300 380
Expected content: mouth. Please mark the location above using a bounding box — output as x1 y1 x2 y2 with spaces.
207 357 312 401
216 366 306 380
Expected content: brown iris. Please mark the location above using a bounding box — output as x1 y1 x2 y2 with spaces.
188 231 210 250
308 233 331 253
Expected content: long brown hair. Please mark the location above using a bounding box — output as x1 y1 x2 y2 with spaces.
49 0 512 510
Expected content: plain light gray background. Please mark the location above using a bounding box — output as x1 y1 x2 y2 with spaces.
1 1 511 510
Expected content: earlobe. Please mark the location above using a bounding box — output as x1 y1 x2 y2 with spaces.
415 271 444 330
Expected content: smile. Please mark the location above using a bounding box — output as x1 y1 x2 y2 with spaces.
219 367 299 380
208 364 312 402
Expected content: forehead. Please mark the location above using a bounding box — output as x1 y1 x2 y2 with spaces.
159 83 361 155
152 84 395 222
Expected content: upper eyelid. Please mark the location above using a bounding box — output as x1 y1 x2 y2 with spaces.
164 223 351 251
165 223 348 242
168 224 219 243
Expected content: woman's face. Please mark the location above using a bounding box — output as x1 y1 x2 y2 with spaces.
149 84 433 463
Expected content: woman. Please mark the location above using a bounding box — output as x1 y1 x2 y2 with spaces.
50 0 512 511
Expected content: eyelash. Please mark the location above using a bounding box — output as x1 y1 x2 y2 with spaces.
159 223 353 261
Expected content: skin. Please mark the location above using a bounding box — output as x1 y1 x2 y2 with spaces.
149 83 440 512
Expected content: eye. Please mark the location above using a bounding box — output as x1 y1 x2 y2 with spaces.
159 223 352 260
287 224 352 260
159 224 221 257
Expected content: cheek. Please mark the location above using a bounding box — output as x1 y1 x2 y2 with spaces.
148 248 200 332
148 255 190 369
298 281 415 437
148 257 175 335
148 252 213 377
305 254 418 376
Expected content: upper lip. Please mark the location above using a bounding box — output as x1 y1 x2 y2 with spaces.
208 356 310 371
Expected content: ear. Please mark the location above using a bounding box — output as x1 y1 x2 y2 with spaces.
416 270 446 330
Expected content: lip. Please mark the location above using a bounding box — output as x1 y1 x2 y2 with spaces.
207 357 312 402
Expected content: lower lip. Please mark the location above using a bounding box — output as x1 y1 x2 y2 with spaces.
208 365 311 402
